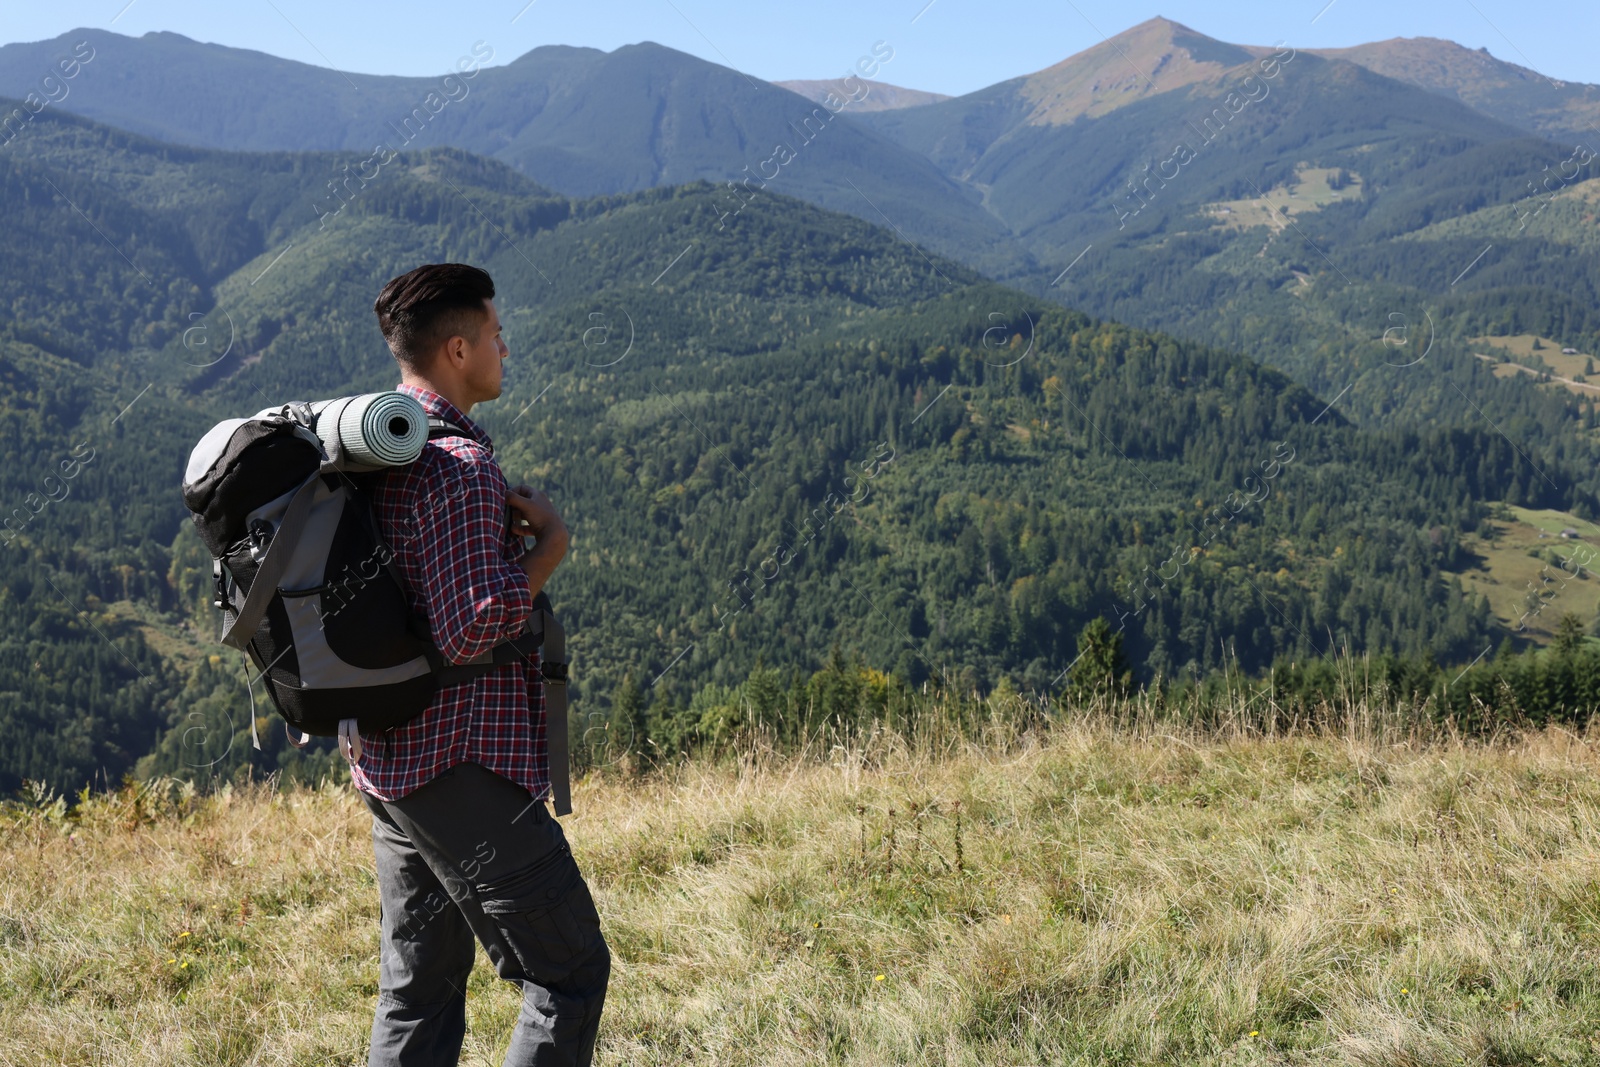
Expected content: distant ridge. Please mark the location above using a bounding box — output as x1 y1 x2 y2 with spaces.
776 78 948 112
1311 36 1600 144
0 28 1025 276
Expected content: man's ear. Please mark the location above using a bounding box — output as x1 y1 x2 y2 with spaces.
440 334 470 370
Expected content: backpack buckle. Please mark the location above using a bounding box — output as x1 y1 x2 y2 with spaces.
247 518 274 561
212 558 229 610
541 660 569 685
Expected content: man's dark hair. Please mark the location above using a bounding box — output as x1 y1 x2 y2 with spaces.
374 263 496 369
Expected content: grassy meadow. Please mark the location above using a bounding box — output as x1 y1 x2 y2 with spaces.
1469 335 1600 405
1450 503 1600 642
5 690 1600 1065
1203 164 1365 232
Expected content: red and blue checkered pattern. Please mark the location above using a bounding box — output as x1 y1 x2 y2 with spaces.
348 384 547 803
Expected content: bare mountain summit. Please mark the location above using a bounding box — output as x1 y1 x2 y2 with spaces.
1312 36 1600 145
1010 16 1272 126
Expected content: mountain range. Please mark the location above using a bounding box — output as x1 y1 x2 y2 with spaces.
6 19 1592 157
0 29 1022 277
5 18 1598 406
3 17 1600 793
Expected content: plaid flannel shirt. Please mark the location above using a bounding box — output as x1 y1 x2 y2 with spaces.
347 384 548 803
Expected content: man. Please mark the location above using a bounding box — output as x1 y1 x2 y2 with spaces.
353 262 608 1066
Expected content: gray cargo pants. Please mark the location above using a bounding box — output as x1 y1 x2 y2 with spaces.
359 761 609 1066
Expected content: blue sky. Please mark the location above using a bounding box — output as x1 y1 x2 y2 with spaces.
4 0 1596 97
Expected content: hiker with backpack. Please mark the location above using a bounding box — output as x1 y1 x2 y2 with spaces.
183 261 608 1063
351 262 609 1066
184 262 608 1062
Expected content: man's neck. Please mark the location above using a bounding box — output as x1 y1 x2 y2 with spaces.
400 373 473 416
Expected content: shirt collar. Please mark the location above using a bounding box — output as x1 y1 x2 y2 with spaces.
395 382 493 453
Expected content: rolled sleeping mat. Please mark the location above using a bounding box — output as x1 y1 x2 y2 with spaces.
310 392 429 469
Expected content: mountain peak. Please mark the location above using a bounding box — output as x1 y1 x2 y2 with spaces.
1129 15 1201 35
1018 17 1265 125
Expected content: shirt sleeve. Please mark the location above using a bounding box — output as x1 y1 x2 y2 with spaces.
410 447 533 665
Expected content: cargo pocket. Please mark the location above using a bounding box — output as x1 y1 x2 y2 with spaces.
476 844 603 986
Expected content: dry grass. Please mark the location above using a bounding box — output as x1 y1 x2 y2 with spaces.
5 696 1600 1065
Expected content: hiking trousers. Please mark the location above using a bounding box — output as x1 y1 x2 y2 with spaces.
360 761 610 1066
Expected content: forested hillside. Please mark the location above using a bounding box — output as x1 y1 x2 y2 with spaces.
2 100 1598 794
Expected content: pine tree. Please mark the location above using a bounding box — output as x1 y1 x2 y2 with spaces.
1555 612 1585 657
608 672 646 775
1064 617 1134 705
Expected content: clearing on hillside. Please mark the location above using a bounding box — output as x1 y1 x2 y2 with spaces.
1449 503 1600 642
1202 163 1364 232
1471 334 1600 402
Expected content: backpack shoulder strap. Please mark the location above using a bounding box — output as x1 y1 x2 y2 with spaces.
427 417 470 440
428 592 571 816
219 473 324 650
426 416 495 456
533 592 570 817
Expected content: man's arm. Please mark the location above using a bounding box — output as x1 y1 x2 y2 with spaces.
411 453 534 665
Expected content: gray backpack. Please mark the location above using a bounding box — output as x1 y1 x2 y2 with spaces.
180 393 571 813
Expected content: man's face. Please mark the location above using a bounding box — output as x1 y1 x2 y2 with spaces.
462 298 509 403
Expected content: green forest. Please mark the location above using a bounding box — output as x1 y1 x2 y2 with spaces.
4 99 1600 795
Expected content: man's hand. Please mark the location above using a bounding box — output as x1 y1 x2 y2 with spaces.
509 485 568 599
508 484 568 543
